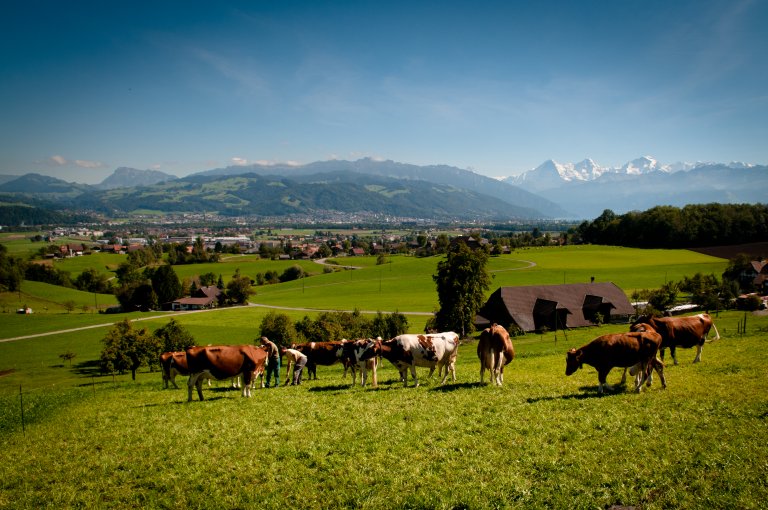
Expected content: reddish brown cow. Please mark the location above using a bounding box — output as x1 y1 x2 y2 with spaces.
185 345 267 401
565 330 666 394
160 351 189 389
631 313 720 365
291 341 347 379
477 324 515 385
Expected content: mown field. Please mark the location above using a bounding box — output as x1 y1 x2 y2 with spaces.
1 312 766 509
1 244 765 508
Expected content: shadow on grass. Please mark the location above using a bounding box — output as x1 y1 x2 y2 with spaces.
73 359 102 376
526 384 635 403
308 384 353 393
430 382 485 392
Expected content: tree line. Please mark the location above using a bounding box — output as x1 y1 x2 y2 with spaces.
576 203 768 248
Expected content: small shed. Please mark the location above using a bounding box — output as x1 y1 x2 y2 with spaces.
475 282 635 332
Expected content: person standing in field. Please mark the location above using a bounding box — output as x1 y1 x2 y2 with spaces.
281 347 308 385
260 336 281 388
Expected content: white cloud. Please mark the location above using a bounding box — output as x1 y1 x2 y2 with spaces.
231 157 249 166
75 159 106 169
50 155 67 165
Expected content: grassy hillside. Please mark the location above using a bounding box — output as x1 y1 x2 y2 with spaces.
0 311 765 509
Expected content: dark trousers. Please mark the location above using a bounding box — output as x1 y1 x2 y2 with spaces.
266 357 280 387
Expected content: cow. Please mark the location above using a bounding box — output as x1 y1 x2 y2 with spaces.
379 332 457 387
161 350 241 390
340 338 382 388
565 330 667 394
631 313 720 365
160 351 188 389
291 341 347 379
185 345 267 401
477 324 515 385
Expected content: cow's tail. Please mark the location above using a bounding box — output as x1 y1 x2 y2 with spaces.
706 321 721 343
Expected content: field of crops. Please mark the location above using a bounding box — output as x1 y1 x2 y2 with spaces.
2 244 766 509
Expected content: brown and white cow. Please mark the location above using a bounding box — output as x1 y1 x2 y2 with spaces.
477 324 515 385
161 350 241 390
185 345 267 401
565 330 666 394
340 338 382 388
380 333 456 387
291 341 347 380
160 351 189 389
631 313 720 365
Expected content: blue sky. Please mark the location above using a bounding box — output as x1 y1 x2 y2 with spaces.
2 0 766 184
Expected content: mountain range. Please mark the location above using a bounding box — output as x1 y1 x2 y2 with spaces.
0 157 765 221
504 156 767 218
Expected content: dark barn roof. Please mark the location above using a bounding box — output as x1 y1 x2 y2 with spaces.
476 282 635 332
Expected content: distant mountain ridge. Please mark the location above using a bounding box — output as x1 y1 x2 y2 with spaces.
96 167 177 190
195 158 569 218
504 156 767 218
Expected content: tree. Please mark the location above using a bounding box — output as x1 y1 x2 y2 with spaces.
153 318 195 353
74 268 111 294
99 319 161 380
199 272 217 287
59 351 76 367
226 271 254 304
279 264 305 282
259 311 298 346
151 264 182 305
646 282 678 314
0 244 24 292
679 273 721 312
432 242 491 337
63 300 77 313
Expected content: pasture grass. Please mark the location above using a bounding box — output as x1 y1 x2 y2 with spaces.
0 311 766 509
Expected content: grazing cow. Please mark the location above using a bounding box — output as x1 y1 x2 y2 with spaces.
380 333 457 387
341 338 382 388
160 351 189 389
565 330 667 394
477 324 515 385
161 350 240 389
631 313 720 365
291 341 347 379
186 345 267 401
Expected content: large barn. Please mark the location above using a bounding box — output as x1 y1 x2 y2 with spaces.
475 282 635 333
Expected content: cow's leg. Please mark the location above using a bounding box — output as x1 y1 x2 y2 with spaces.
654 358 667 389
597 369 611 394
669 346 679 366
411 364 419 387
693 343 703 363
493 351 504 386
170 375 179 389
371 359 378 388
188 372 205 401
620 367 628 385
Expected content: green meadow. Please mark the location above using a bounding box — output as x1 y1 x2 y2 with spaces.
1 311 766 509
3 244 765 509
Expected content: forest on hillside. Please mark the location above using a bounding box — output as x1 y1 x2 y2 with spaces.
576 203 768 249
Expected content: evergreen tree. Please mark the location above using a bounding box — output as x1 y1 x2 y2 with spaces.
151 264 182 305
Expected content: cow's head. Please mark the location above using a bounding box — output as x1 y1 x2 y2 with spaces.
565 348 583 375
356 339 381 361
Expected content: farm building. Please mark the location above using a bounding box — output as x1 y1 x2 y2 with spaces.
475 282 635 333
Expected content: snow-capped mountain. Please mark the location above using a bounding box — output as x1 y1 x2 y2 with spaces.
503 156 766 218
505 156 687 191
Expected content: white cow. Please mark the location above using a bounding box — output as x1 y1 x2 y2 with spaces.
380 332 459 387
